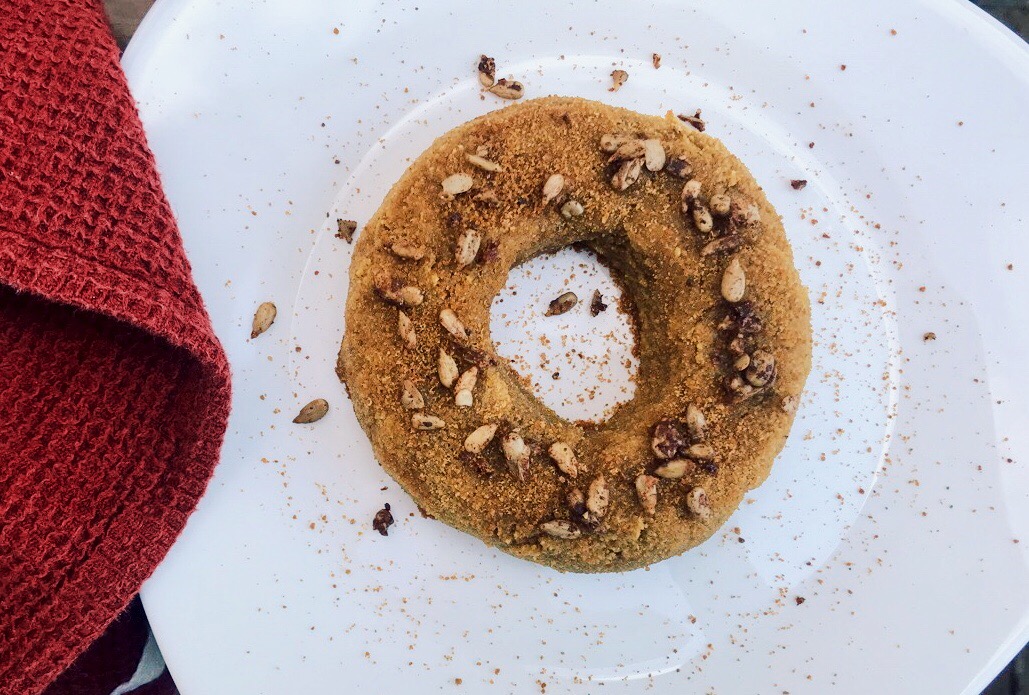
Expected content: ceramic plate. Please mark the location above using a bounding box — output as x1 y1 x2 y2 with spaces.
122 1 1029 692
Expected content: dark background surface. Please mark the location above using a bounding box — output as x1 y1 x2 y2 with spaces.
100 0 1027 693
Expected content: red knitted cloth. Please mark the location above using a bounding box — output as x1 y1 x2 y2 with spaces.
0 1 232 694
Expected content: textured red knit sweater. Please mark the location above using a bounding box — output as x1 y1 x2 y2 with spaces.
0 2 232 693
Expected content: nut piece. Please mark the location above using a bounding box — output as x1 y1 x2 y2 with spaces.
685 404 707 441
442 172 474 196
643 139 666 172
412 413 446 431
439 308 470 340
745 349 776 387
466 152 502 172
635 474 658 515
477 55 496 88
701 235 744 257
488 78 524 100
652 53 662 69
654 459 691 479
586 477 609 518
721 258 746 303
611 157 643 191
665 157 693 179
651 419 688 459
547 441 579 478
293 398 328 424
251 301 277 339
545 291 578 317
336 219 357 243
397 311 417 349
609 69 629 92
589 290 608 316
734 354 751 371
686 487 713 520
501 430 530 480
438 348 459 388
540 519 582 540
542 174 565 204
685 443 715 461
390 242 426 260
455 228 482 267
464 423 498 454
692 204 714 234
454 366 479 407
677 109 706 131
560 200 585 218
709 193 732 217
400 380 424 410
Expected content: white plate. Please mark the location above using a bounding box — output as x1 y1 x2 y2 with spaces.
124 1 1029 692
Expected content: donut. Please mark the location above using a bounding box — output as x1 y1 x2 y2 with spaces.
338 96 811 572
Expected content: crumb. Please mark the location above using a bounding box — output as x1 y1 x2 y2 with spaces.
590 289 608 316
677 109 706 131
795 596 806 605
923 332 937 341
336 219 357 243
651 53 661 69
790 179 808 190
609 69 628 92
840 64 847 71
372 503 394 536
1006 263 1014 271
455 678 463 685
808 142 815 149
890 29 897 35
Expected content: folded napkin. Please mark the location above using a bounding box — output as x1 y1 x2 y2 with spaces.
0 2 232 693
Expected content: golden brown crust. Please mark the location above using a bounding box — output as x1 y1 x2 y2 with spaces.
340 96 811 572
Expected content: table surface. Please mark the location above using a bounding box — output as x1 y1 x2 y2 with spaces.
99 1 1029 693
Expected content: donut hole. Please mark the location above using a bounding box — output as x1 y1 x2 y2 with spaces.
488 245 639 423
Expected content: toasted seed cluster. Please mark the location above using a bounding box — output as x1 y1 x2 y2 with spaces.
340 96 811 572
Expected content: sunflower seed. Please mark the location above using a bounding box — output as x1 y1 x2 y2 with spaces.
685 404 707 441
547 441 579 478
643 139 666 171
466 153 502 172
374 277 424 307
477 55 496 88
609 69 629 92
442 172 474 196
611 157 644 190
439 308 470 340
607 139 647 163
587 477 609 518
390 242 426 260
734 353 751 371
540 519 581 539
745 349 776 387
501 430 530 480
454 366 478 407
438 348 458 388
545 291 577 316
654 459 691 479
400 380 424 410
635 474 658 515
455 228 482 267
397 311 417 349
542 174 565 204
464 423 498 454
686 487 712 519
599 133 633 153
681 179 702 207
721 258 746 303
709 193 732 217
251 301 277 339
701 235 744 257
685 443 715 461
560 199 584 218
488 78 524 100
336 219 357 242
692 204 714 234
412 413 445 431
293 398 328 424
